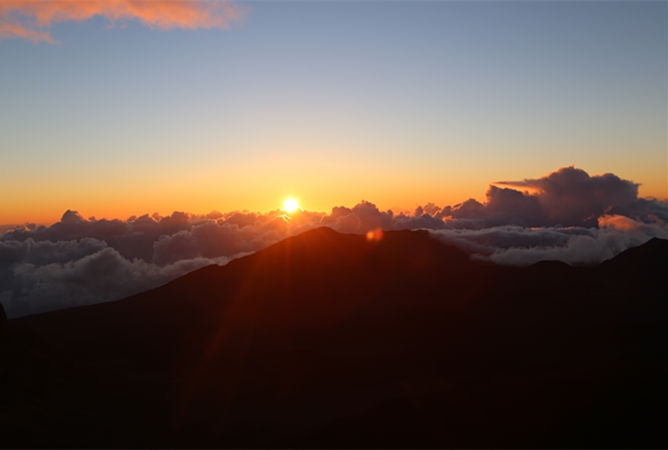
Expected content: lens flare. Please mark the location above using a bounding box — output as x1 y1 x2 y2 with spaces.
366 228 383 243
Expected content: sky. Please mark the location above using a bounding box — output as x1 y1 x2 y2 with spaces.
0 0 666 225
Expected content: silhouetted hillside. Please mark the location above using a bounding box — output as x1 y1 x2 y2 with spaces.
2 228 667 448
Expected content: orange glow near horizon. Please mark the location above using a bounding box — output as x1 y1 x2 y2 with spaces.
1 159 665 227
2 176 665 227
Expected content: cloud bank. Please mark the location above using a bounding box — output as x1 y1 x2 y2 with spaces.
0 0 247 44
2 167 667 318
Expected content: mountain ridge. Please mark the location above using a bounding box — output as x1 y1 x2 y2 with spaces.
2 228 667 448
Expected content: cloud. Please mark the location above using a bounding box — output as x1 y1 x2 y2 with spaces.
0 209 324 318
492 166 641 227
428 221 668 266
0 19 54 44
2 166 667 318
0 0 248 44
8 242 230 318
320 201 395 234
442 166 667 229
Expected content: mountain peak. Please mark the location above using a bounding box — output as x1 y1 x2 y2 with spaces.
4 231 668 448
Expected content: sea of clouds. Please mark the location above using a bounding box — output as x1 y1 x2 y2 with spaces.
2 166 667 318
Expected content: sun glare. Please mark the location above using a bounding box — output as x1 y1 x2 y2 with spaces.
283 197 299 213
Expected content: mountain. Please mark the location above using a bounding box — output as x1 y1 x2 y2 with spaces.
2 228 667 448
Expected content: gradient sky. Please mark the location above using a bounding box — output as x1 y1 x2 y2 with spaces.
1 0 666 225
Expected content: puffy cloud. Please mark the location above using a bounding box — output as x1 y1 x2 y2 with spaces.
484 186 544 226
442 166 668 228
8 243 230 318
1 167 667 318
0 208 329 317
393 213 446 231
493 166 641 226
321 201 394 234
428 223 668 266
0 0 248 44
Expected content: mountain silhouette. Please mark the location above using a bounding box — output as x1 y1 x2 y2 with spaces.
2 228 667 448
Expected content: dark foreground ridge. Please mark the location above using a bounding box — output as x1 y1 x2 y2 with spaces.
2 228 667 448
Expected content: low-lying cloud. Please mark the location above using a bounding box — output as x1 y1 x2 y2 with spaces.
0 0 247 44
2 166 667 318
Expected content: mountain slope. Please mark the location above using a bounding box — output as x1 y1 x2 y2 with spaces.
2 229 667 448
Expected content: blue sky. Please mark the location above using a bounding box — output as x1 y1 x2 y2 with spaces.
0 1 665 224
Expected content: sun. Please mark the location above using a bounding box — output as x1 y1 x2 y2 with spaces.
283 197 299 213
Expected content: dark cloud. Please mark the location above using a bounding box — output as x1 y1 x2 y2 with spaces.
2 166 667 318
320 201 394 233
493 166 641 226
441 166 667 228
394 213 446 230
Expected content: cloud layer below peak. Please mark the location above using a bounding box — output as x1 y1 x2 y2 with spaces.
1 167 667 318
